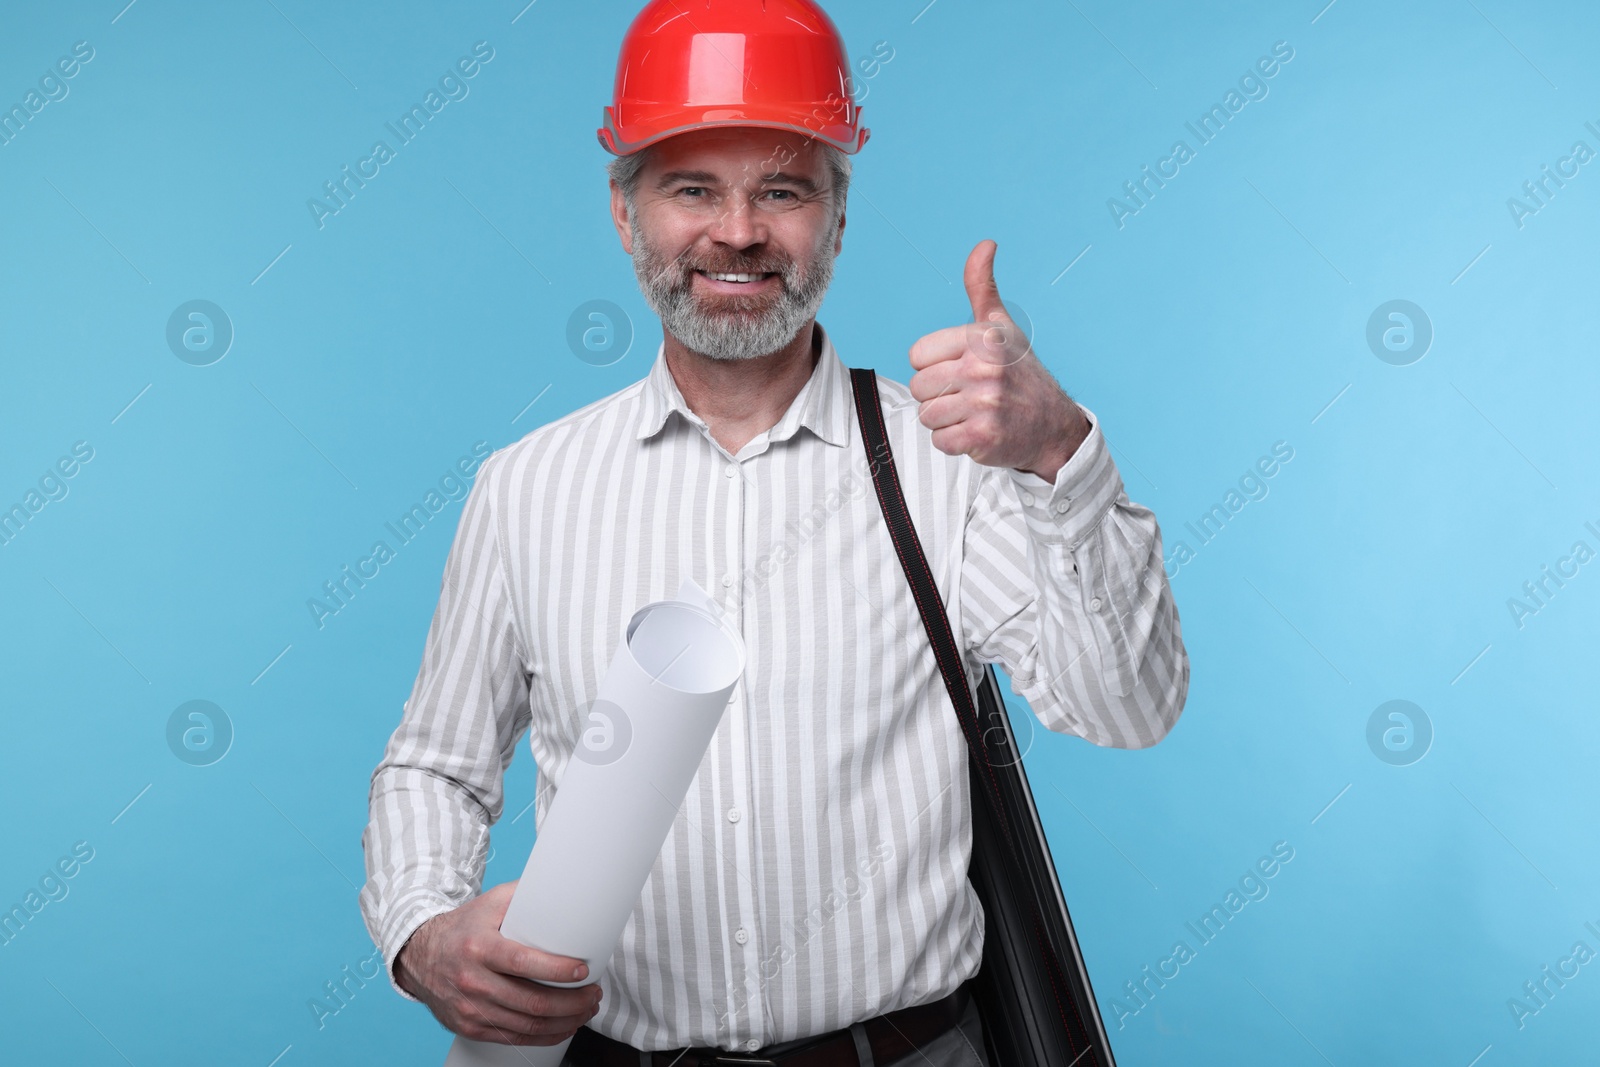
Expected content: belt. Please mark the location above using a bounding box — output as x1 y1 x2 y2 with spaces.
566 980 970 1067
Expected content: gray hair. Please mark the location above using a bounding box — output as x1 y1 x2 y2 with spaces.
608 139 852 224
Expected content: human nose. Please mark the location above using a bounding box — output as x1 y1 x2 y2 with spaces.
707 192 766 250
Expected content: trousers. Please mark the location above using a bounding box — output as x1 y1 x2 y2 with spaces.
875 993 990 1067
558 993 991 1067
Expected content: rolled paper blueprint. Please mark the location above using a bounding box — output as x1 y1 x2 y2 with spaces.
444 577 745 1067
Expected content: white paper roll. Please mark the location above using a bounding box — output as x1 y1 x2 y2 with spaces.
444 577 744 1067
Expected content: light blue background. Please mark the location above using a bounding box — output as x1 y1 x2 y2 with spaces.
2 1 1596 1064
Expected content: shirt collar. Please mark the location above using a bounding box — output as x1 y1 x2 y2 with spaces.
634 322 852 448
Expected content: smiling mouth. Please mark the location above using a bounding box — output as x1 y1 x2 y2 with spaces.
695 269 778 284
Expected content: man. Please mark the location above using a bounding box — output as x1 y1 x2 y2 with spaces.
359 1 1189 1064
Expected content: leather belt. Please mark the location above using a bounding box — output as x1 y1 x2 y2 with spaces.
566 980 970 1067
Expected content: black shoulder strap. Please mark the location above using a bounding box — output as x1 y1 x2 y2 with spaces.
846 365 1013 843
848 365 1107 1066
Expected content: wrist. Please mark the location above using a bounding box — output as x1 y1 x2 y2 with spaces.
394 918 435 997
1025 399 1089 480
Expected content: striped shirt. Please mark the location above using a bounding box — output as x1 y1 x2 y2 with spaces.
359 322 1188 1052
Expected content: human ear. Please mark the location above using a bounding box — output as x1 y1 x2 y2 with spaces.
609 180 634 255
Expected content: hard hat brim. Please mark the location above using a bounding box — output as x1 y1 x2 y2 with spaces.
598 106 870 157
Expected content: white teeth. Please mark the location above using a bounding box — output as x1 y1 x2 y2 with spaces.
704 271 766 283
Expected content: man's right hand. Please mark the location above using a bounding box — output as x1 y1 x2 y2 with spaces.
394 880 604 1045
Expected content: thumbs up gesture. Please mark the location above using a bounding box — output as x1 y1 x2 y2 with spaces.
909 240 1090 480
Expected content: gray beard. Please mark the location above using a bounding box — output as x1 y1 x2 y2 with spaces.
629 216 837 362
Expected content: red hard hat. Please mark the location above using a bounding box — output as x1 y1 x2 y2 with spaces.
597 0 870 156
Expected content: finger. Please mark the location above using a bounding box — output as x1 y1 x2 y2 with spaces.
963 239 1004 323
462 997 592 1043
437 968 597 1045
908 357 963 405
449 992 595 1046
495 973 604 1022
481 880 519 918
464 969 602 1029
484 938 598 991
930 422 979 460
908 324 971 372
916 393 969 432
965 311 1032 368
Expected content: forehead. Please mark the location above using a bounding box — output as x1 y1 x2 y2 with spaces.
640 127 828 182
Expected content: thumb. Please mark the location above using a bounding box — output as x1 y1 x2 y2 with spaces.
963 239 1005 323
486 879 519 910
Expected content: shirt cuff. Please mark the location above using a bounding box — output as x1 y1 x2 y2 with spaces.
1006 403 1124 548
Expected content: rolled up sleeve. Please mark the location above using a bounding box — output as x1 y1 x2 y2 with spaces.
358 452 532 1001
960 404 1189 748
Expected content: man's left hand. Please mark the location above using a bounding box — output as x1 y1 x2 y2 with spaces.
909 240 1091 481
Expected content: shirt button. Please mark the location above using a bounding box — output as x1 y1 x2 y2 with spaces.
727 807 741 823
1055 501 1070 514
1020 492 1034 506
1089 597 1103 612
734 927 748 944
746 1039 761 1051
724 464 737 477
722 574 733 587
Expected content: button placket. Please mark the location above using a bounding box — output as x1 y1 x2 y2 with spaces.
722 450 763 1046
